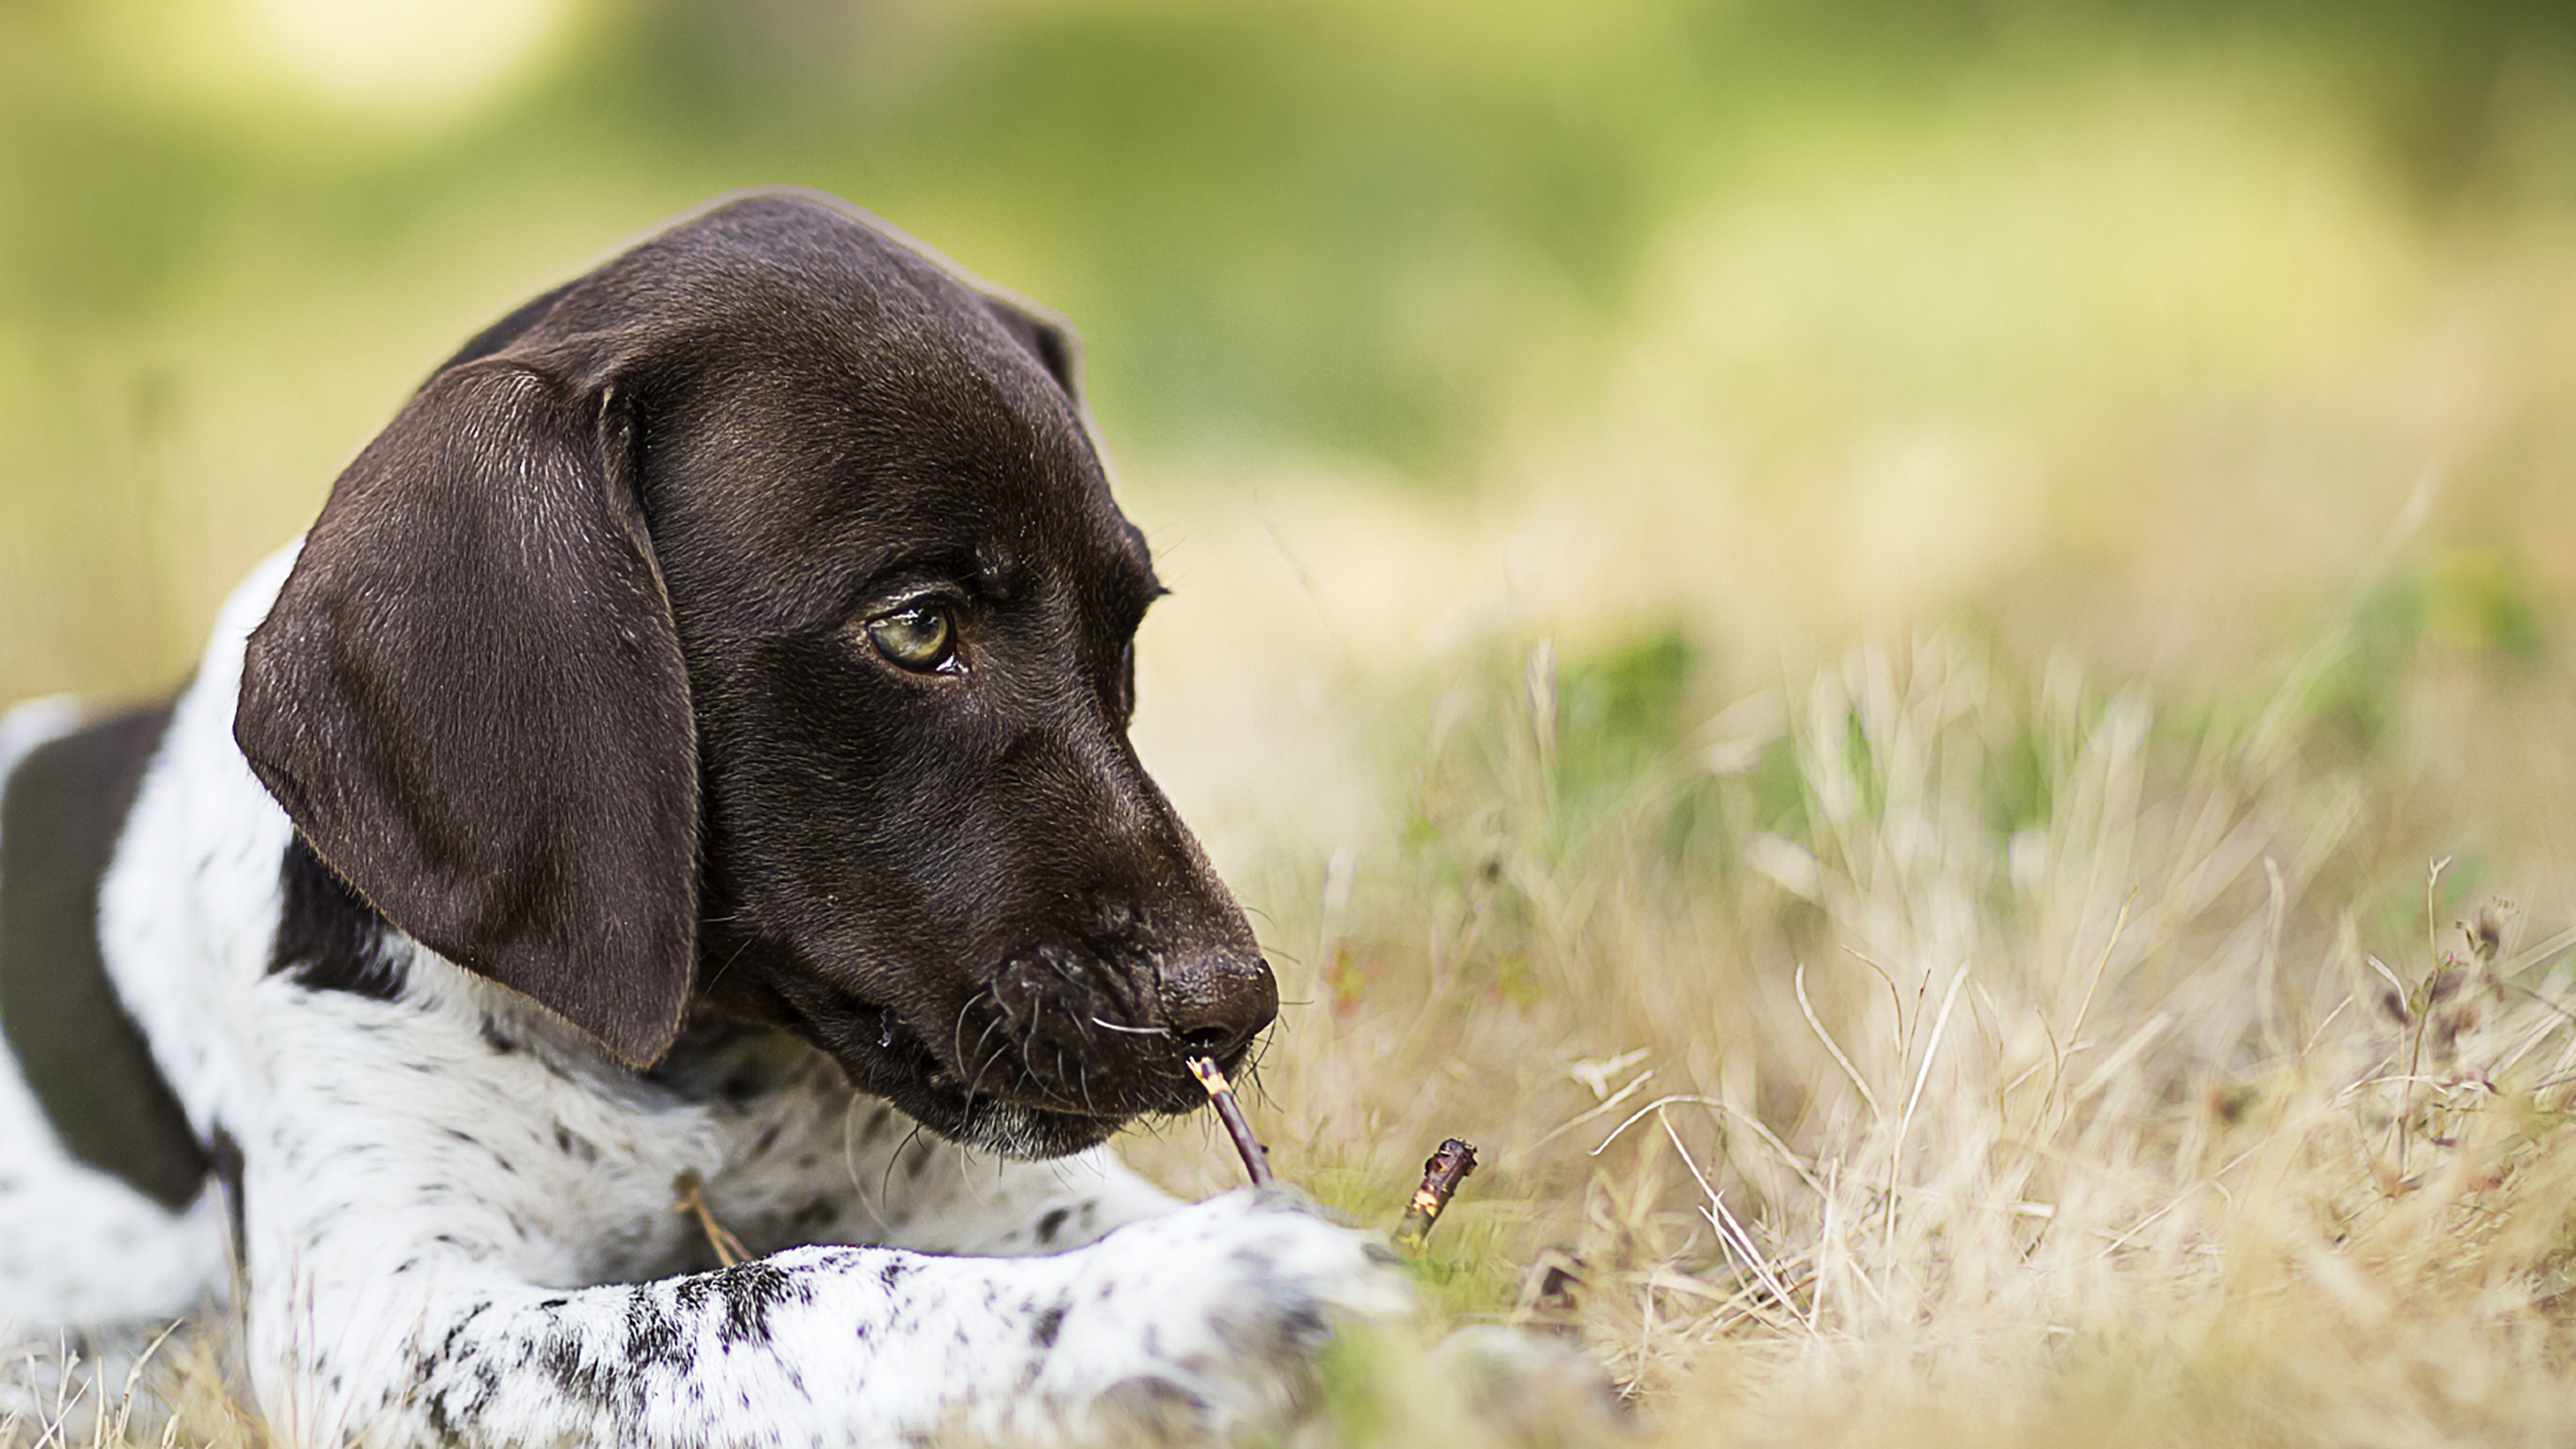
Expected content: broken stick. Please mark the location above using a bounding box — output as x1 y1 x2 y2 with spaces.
1392 1137 1478 1252
1187 1055 1274 1187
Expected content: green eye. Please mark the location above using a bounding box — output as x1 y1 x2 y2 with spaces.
864 605 958 673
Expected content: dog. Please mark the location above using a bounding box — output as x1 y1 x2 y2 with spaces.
0 190 1406 1446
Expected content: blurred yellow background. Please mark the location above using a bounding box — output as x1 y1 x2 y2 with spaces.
4 0 2575 883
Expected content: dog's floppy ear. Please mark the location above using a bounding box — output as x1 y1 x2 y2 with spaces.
237 361 698 1068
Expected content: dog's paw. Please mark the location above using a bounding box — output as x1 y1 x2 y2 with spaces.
1430 1326 1631 1445
1031 1187 1410 1440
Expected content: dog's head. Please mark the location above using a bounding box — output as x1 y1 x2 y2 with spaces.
234 192 1274 1158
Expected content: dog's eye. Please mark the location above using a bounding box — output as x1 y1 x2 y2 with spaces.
865 605 959 674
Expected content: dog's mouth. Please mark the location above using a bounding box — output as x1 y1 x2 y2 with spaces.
866 1009 1125 1158
772 977 1242 1161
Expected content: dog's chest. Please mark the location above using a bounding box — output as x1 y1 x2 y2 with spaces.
353 1013 898 1285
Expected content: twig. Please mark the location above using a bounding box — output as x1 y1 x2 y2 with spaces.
673 1170 749 1269
1188 1056 1274 1186
1393 1138 1479 1251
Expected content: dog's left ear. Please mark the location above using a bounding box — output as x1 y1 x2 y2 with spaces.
984 295 1083 399
237 361 698 1069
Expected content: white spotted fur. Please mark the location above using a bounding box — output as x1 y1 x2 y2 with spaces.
0 542 1406 1446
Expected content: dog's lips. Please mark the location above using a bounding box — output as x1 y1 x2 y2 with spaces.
762 962 1241 1157
816 998 1129 1156
845 993 1250 1160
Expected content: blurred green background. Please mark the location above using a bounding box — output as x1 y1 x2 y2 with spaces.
6 0 2576 870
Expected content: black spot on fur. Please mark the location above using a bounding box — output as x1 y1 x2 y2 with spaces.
479 1017 518 1054
553 1124 601 1162
706 1261 807 1347
208 1127 246 1257
625 1287 691 1370
541 1331 612 1409
0 700 210 1208
422 1307 505 1447
1035 1207 1071 1246
1030 1302 1067 1348
272 836 407 1001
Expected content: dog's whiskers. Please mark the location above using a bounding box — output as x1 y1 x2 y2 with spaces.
948 992 984 1071
1042 951 1090 994
879 1120 930 1203
1242 1028 1281 1111
1055 999 1105 1117
837 1097 899 1237
962 1010 1009 1117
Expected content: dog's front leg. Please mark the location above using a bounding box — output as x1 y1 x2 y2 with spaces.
840 1139 1187 1258
254 1190 1402 1448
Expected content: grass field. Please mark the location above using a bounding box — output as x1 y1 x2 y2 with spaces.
8 6 2576 1444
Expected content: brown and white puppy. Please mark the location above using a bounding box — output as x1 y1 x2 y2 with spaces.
239 190 1277 1158
0 190 1399 1447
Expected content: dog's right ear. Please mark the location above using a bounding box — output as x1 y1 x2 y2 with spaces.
984 295 1084 400
236 361 700 1069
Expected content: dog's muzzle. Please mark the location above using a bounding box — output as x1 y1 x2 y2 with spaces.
973 944 1277 1120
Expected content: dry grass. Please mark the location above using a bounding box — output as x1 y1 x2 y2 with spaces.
0 1325 258 1449
1220 625 2576 1447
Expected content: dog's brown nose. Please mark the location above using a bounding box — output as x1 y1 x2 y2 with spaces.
1159 952 1279 1059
